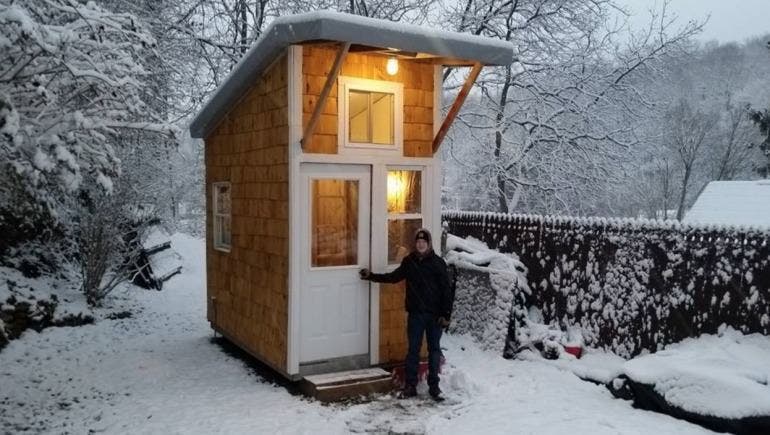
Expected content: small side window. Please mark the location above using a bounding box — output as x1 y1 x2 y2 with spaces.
213 182 231 251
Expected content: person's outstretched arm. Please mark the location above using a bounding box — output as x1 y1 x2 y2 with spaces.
360 258 407 284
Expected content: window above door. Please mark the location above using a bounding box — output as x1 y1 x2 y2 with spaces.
338 76 403 154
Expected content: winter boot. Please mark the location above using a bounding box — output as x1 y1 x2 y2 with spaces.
399 384 417 399
429 385 443 401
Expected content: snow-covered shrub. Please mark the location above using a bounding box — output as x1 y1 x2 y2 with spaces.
72 183 156 306
444 212 770 357
0 267 93 351
445 235 530 354
0 170 67 276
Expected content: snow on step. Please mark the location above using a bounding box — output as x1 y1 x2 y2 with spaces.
301 368 393 402
304 368 390 386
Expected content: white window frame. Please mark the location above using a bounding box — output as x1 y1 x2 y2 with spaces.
338 76 403 154
212 182 231 252
386 166 425 266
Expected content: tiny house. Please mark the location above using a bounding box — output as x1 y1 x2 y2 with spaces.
189 11 514 379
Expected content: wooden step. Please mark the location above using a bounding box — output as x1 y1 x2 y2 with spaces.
300 368 393 402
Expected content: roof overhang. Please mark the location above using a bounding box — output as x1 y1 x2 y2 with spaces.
189 11 516 139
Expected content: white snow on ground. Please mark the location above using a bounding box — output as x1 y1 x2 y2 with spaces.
0 234 715 434
517 348 627 384
624 327 770 419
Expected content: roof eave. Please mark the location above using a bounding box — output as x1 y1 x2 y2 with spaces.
189 13 515 139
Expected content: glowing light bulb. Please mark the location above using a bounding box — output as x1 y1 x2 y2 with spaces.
386 56 399 76
387 171 405 212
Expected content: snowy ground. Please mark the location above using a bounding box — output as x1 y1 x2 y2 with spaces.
0 234 716 434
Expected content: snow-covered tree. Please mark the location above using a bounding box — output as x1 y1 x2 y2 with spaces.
0 0 176 227
749 107 770 178
617 36 770 219
440 0 702 215
662 100 717 220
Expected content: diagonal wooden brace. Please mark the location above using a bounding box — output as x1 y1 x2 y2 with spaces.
432 62 483 154
301 42 351 150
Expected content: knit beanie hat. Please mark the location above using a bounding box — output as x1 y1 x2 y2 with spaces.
414 228 432 244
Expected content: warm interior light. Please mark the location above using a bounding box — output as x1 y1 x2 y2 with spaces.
386 56 399 75
387 171 406 211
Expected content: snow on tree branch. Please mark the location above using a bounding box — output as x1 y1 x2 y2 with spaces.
0 0 175 215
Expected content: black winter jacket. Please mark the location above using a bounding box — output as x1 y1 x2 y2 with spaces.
368 250 453 319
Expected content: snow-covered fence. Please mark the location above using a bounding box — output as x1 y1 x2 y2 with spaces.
443 211 770 357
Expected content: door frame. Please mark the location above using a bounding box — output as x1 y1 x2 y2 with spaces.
297 163 371 369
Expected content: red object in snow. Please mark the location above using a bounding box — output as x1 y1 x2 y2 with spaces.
564 345 582 358
391 355 445 387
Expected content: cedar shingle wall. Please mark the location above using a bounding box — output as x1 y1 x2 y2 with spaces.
379 283 407 363
205 54 289 371
302 45 435 157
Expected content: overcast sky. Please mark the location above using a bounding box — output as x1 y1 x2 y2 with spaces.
617 0 769 44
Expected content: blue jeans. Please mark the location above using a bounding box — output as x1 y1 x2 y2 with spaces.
405 312 443 388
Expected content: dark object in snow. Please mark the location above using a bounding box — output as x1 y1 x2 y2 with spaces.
429 385 443 400
129 225 182 290
625 378 770 435
105 311 132 320
399 384 417 399
607 375 635 401
538 340 560 360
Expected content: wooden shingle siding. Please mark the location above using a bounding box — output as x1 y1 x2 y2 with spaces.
302 45 434 158
378 282 407 363
205 53 289 372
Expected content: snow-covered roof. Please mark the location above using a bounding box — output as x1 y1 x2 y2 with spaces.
683 180 770 229
189 11 516 138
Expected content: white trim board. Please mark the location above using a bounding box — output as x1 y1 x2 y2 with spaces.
287 44 303 376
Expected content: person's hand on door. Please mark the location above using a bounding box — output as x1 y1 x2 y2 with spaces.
359 268 371 280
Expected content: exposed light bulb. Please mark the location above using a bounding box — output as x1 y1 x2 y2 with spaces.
386 56 399 76
387 171 406 212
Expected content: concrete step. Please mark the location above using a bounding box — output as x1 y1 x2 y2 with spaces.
300 367 393 402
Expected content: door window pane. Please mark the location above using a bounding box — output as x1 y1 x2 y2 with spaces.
388 218 422 264
387 170 421 214
311 179 359 267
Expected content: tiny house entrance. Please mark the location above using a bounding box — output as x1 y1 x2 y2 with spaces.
299 163 371 368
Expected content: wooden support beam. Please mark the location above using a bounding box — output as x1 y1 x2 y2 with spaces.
431 62 483 154
301 42 351 150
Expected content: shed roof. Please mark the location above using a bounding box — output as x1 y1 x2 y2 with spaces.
189 11 516 138
683 180 770 230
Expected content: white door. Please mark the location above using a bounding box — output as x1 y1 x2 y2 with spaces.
299 163 370 363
